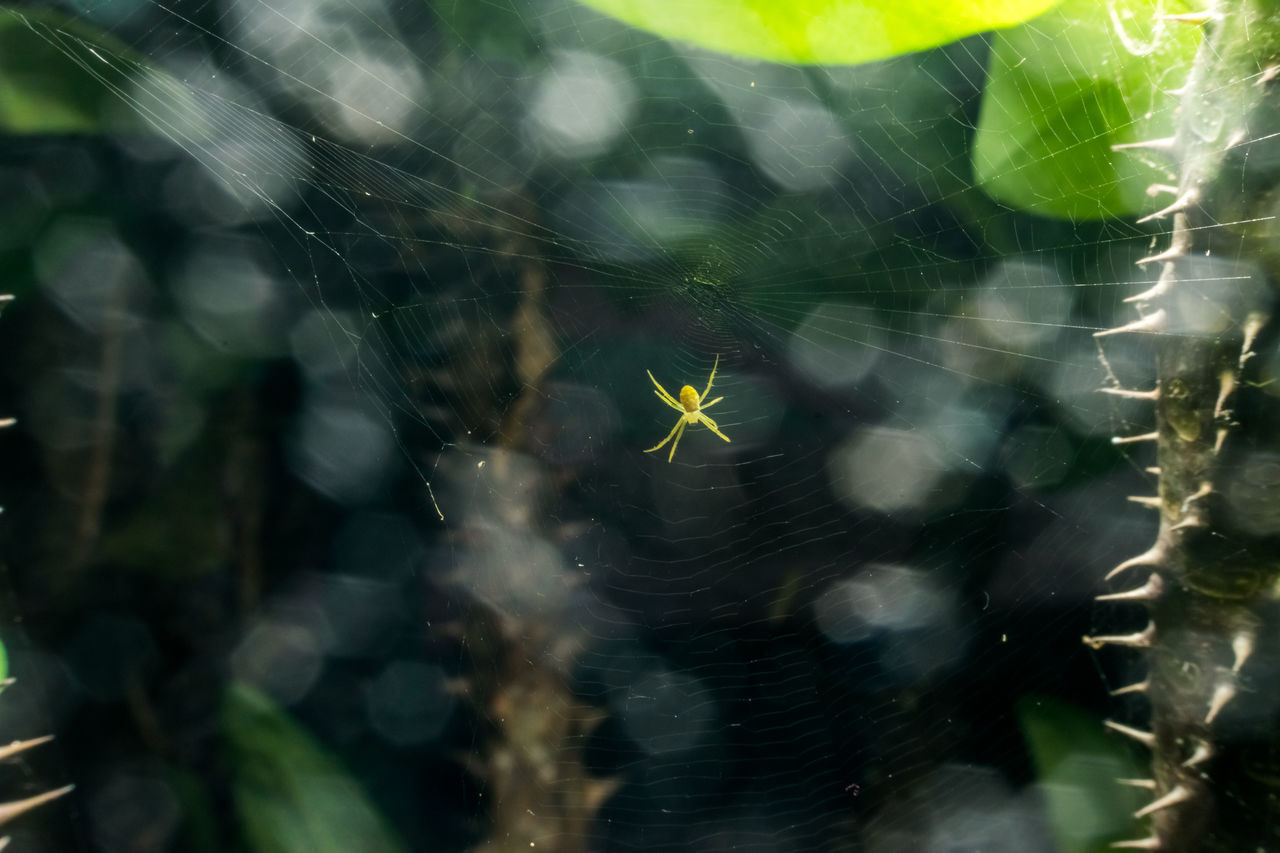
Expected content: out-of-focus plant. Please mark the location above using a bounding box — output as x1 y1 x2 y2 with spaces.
574 0 1061 64
222 684 406 853
0 292 74 843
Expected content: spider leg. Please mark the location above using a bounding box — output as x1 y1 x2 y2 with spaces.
697 413 732 443
653 389 687 414
699 396 724 410
647 371 683 409
667 420 687 462
698 355 720 403
644 418 683 455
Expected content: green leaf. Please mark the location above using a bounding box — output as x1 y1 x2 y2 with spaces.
1018 695 1149 853
0 6 147 134
222 683 406 853
167 766 224 853
974 0 1201 219
573 0 1062 65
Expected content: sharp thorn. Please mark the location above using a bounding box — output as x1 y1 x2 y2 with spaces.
1124 208 1186 294
1135 245 1184 266
1134 784 1191 819
1105 719 1156 747
0 735 55 763
1214 370 1236 418
1180 481 1212 512
1133 252 1177 269
1128 495 1162 509
1097 574 1163 602
1113 137 1176 152
1083 622 1155 649
1145 467 1161 475
1145 183 1179 198
1214 428 1228 454
1111 838 1162 850
1124 279 1170 304
1204 682 1236 724
1110 680 1149 696
1095 309 1167 338
1099 386 1159 400
1113 431 1159 445
1183 740 1213 767
1240 311 1266 366
1232 630 1255 672
0 785 74 828
1137 190 1199 223
1118 778 1157 790
1170 514 1203 530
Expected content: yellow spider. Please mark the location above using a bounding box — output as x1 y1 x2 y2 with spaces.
644 355 731 462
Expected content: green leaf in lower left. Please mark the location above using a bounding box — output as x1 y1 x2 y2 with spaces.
222 683 406 853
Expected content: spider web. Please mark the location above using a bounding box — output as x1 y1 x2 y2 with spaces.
0 0 1193 850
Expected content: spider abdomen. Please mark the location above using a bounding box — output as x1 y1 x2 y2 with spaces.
679 385 699 411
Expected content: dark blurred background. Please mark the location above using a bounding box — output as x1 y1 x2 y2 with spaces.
0 1 1165 850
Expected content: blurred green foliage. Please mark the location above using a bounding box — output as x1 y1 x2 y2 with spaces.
1018 695 1149 853
0 6 147 133
2 0 1201 221
575 0 1061 64
222 683 407 853
975 0 1201 219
